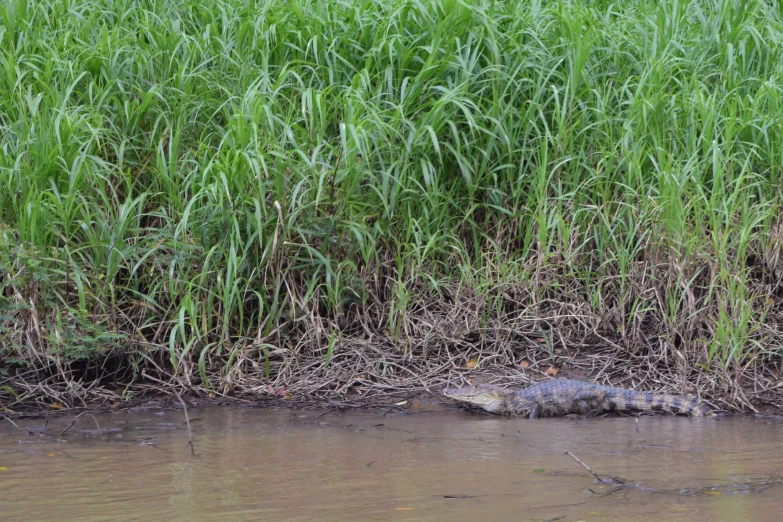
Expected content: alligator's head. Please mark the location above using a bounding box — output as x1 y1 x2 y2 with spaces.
443 383 516 414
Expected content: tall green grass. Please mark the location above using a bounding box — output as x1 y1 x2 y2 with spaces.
1 0 782 397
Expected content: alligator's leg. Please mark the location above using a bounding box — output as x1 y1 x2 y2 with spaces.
575 400 592 416
528 403 541 419
573 390 606 416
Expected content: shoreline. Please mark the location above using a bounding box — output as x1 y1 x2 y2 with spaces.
3 346 782 418
3 391 781 421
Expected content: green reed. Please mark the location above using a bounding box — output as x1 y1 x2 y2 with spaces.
1 0 782 387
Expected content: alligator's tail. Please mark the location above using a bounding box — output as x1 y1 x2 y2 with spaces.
605 390 714 417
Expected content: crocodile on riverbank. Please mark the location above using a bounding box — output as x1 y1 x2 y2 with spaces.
443 379 714 418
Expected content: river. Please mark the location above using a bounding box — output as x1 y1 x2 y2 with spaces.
2 407 781 521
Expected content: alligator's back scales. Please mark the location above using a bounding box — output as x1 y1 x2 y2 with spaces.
443 379 714 418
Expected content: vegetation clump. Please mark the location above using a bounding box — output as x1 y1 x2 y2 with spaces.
2 0 783 410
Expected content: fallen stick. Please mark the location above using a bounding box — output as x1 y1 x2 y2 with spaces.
1 416 23 431
59 411 102 436
564 450 623 485
173 389 196 457
139 370 196 456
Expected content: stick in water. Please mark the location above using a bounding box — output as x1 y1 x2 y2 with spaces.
2 416 23 431
59 412 102 437
564 450 621 484
174 390 196 457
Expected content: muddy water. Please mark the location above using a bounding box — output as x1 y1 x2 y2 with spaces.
1 408 782 522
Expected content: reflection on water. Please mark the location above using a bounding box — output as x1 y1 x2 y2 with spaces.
1 407 782 521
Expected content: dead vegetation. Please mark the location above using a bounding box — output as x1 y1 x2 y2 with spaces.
3 243 783 414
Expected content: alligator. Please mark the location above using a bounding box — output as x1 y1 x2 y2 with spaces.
443 379 714 418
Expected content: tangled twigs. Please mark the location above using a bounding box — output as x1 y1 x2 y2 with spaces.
3 274 783 412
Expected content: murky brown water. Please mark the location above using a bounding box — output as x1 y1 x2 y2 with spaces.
2 407 782 521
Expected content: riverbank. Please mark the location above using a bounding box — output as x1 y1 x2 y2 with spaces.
3 0 783 413
2 320 783 416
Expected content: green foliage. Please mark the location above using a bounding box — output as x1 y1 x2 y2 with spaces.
0 0 781 381
45 315 127 361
